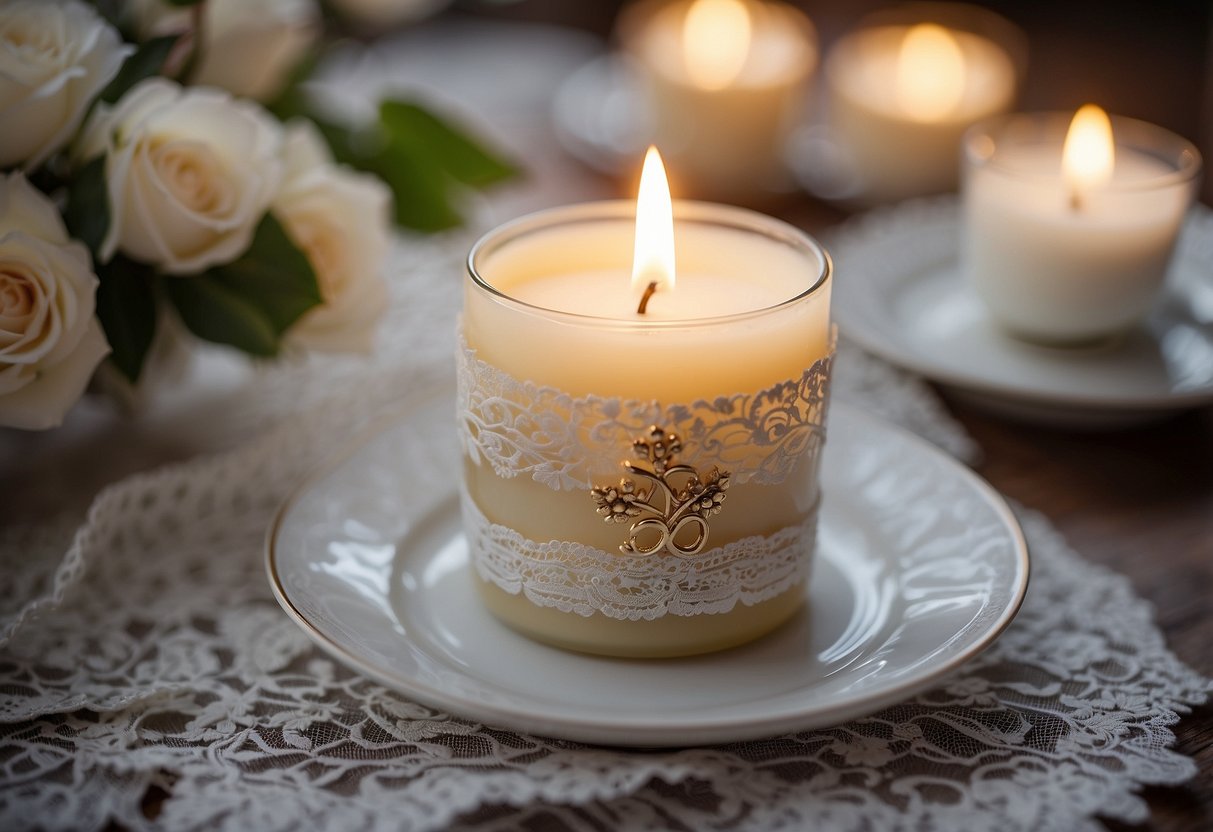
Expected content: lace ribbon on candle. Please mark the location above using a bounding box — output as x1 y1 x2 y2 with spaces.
457 335 834 492
462 488 818 620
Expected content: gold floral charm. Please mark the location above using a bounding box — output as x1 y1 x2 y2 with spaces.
591 426 731 558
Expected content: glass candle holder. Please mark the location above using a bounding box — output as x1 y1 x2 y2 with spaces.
459 200 833 658
616 0 818 199
822 2 1026 204
963 112 1201 344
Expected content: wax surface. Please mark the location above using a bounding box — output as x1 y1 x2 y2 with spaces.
619 0 817 196
826 24 1016 201
830 26 1015 123
508 270 790 320
468 215 831 399
631 0 816 87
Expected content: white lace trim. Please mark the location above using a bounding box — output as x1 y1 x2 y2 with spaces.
462 488 817 620
457 334 833 491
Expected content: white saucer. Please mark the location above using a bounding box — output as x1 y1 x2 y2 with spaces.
551 53 654 176
832 199 1213 427
267 390 1028 747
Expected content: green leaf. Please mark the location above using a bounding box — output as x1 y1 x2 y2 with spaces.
311 118 362 168
368 140 465 232
63 156 110 258
165 277 280 357
94 257 157 383
379 99 520 188
208 213 323 335
164 213 322 356
99 35 180 104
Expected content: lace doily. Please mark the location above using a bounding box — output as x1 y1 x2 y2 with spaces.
1 226 1208 832
458 335 833 491
463 488 817 620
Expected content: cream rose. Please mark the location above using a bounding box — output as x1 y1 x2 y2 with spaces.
131 0 320 102
0 0 131 170
0 173 109 430
273 122 391 353
77 78 284 275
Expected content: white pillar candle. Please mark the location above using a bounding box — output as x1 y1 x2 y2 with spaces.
460 150 833 657
963 107 1201 344
824 5 1021 203
618 0 818 199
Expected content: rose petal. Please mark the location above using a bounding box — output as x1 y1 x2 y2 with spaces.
0 317 108 429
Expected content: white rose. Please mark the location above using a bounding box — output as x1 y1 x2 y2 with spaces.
131 0 320 102
0 173 109 430
329 0 452 29
0 0 132 170
273 122 391 353
77 78 284 275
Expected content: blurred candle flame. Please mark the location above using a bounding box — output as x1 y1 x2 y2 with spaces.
683 0 752 90
895 24 965 120
633 146 676 293
1062 104 1115 199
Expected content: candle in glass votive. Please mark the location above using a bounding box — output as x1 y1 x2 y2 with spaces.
618 0 818 198
963 106 1201 344
459 149 833 658
825 4 1022 203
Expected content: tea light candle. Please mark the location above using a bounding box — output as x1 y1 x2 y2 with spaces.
963 107 1201 344
461 149 833 657
618 0 818 198
825 6 1021 203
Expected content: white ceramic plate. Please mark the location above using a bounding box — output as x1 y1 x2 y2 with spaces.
832 199 1213 427
267 391 1028 747
551 54 653 176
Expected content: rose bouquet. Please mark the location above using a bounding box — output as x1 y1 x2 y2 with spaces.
0 0 516 429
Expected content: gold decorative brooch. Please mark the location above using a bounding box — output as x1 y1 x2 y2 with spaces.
591 426 730 557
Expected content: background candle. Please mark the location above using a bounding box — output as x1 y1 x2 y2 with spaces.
824 3 1023 204
462 188 832 657
963 109 1201 344
617 0 817 199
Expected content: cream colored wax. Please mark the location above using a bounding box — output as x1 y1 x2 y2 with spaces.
619 0 818 199
463 201 832 657
826 22 1017 203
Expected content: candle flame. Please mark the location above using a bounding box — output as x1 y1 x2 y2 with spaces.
1063 104 1115 198
895 24 965 120
683 0 752 90
633 146 676 295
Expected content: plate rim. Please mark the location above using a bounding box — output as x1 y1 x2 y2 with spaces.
266 394 1030 746
833 202 1213 413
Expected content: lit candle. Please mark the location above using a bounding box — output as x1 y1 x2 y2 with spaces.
825 6 1021 203
618 0 818 198
963 106 1201 344
460 148 833 657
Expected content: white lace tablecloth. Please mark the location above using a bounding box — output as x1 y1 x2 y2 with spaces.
1 21 1209 832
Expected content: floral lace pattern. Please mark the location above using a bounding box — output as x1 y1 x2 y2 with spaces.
463 488 817 620
0 188 1209 832
457 335 833 491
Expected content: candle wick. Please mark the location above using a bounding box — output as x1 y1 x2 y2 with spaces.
1069 189 1083 212
637 281 659 315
